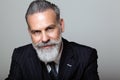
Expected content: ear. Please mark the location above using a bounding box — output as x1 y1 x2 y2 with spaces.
60 18 65 33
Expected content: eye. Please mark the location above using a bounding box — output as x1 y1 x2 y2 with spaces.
31 30 41 35
48 27 54 31
46 25 56 32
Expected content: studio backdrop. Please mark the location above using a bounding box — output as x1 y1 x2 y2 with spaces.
0 0 120 80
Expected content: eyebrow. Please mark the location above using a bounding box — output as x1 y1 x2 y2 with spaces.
30 24 57 32
30 30 41 34
46 24 56 29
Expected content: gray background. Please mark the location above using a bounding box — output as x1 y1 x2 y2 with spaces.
0 0 120 80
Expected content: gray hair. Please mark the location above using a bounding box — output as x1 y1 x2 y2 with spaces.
25 0 60 22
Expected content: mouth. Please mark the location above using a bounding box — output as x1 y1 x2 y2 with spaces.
41 44 55 49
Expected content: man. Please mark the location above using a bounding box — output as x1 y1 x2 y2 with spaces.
6 0 99 80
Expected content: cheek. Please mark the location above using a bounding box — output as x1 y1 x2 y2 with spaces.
31 35 41 44
49 29 61 40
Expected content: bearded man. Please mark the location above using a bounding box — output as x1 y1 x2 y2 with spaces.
6 0 99 80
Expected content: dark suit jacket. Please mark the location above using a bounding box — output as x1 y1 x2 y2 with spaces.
6 38 99 80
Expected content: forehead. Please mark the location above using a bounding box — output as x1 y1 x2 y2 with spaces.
27 9 57 22
27 9 58 29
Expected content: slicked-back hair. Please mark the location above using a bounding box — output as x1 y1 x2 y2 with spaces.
25 0 60 22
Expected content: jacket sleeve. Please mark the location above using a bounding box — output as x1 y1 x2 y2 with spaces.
5 48 23 80
82 49 99 80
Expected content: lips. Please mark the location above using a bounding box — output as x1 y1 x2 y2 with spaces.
41 44 55 49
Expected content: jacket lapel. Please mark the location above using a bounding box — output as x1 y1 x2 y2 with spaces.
58 39 78 80
27 45 43 80
28 45 52 80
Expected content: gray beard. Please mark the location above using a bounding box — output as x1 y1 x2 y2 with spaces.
33 37 62 63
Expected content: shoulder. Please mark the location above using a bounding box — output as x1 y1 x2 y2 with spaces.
70 41 96 53
63 38 97 53
63 38 98 60
13 44 33 55
11 44 35 61
71 41 97 58
15 44 33 51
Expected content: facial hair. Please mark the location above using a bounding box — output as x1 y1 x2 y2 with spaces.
33 37 62 63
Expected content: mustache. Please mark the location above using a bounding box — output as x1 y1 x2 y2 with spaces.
34 40 61 48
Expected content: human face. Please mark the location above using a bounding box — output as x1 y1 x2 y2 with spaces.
27 9 64 49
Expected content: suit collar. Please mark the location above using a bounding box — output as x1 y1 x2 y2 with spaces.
58 38 78 80
27 44 51 80
27 38 78 80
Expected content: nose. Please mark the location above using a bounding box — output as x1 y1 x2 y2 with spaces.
42 31 49 43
